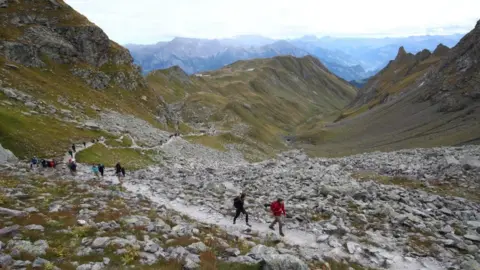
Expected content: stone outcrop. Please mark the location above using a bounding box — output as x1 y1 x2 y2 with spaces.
0 0 146 91
0 143 17 164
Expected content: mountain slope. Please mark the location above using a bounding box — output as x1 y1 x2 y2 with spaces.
339 44 450 120
147 55 357 159
0 0 167 158
296 22 480 156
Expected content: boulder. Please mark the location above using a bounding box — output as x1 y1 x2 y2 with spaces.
260 254 309 270
0 144 18 164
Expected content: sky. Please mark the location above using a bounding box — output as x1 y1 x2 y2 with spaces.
65 0 480 45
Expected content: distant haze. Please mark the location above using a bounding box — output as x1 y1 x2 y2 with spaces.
65 0 479 44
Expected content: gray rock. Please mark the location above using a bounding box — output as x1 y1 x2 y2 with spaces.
91 237 110 248
225 248 241 257
460 260 480 270
464 234 480 242
261 254 309 270
0 207 25 217
467 221 480 229
187 242 208 254
227 255 257 264
76 247 93 257
0 143 17 163
12 260 31 268
138 251 158 265
32 257 50 268
0 0 8 8
248 245 278 260
143 241 160 253
184 254 201 269
316 234 329 243
0 225 20 236
24 225 44 232
7 240 48 256
0 254 13 267
147 218 171 233
120 215 150 227
24 207 39 213
76 262 105 270
346 242 360 254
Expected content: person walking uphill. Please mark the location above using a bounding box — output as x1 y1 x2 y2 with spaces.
269 198 286 236
233 193 251 227
98 164 105 177
92 164 100 179
72 144 76 153
115 162 124 183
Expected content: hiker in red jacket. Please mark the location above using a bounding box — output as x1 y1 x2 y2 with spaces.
269 198 286 236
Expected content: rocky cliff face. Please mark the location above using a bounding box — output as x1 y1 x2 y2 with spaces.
0 0 145 90
346 44 449 114
420 20 480 112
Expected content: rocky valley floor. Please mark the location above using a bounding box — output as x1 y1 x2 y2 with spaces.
1 139 480 270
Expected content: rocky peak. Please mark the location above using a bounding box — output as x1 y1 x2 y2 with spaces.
414 49 432 62
420 20 480 112
393 46 415 63
0 0 145 90
432 43 450 57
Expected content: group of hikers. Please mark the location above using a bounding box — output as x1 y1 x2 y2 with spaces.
233 193 286 236
30 156 57 169
169 132 181 139
31 141 126 182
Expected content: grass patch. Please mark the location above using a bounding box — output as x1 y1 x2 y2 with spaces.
104 136 133 148
408 235 434 254
185 135 227 151
352 171 480 201
75 144 156 169
0 106 106 158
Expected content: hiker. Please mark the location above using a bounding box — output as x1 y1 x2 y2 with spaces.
233 193 251 227
121 167 126 177
41 159 48 168
68 149 73 158
115 162 123 182
98 164 105 177
269 198 286 236
51 159 57 168
72 144 76 153
30 156 38 169
92 164 100 179
83 142 86 147
70 160 77 175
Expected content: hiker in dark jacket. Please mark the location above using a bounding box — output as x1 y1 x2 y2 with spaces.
115 162 124 183
72 144 76 153
233 193 251 227
98 164 105 177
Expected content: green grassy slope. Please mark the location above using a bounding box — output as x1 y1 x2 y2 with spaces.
0 0 165 158
296 23 480 156
339 45 448 121
147 55 357 156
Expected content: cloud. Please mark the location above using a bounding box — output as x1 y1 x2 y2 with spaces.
65 0 480 44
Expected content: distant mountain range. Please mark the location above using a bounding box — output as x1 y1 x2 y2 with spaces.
126 34 463 82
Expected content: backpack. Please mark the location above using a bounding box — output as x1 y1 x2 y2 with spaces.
233 197 242 208
71 162 77 171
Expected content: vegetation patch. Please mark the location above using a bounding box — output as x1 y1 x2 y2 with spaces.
104 136 133 148
75 144 156 169
352 171 480 201
0 106 106 158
